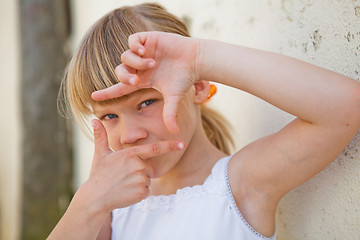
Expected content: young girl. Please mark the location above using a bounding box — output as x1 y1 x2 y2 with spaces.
49 3 360 240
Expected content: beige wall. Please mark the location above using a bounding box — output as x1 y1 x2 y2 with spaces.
1 0 359 239
0 0 21 240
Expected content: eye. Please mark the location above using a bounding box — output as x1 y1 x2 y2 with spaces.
102 113 118 120
139 99 155 109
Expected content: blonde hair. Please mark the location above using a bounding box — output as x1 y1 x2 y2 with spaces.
59 3 234 154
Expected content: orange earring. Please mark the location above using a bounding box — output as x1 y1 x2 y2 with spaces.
206 84 217 102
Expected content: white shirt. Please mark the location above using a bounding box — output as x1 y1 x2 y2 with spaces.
111 156 276 240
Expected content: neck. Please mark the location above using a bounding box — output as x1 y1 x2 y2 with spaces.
150 124 227 196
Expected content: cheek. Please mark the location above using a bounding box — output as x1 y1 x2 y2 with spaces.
103 126 121 151
143 104 171 137
145 116 171 139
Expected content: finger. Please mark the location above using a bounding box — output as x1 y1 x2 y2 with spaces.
163 95 182 134
92 119 112 157
121 50 155 71
128 33 147 56
91 81 139 101
115 63 138 85
129 32 158 59
133 140 185 160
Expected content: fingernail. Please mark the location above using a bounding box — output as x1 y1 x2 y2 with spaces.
148 60 155 68
178 142 185 150
138 48 144 55
129 77 136 85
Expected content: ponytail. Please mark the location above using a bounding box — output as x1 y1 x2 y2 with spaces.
201 105 234 155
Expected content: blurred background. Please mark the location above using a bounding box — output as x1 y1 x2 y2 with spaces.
1 0 359 239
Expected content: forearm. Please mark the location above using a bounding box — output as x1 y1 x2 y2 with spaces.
47 183 108 240
197 39 360 126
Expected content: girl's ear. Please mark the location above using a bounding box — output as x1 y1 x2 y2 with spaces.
193 80 210 104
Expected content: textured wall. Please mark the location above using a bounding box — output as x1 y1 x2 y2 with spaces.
72 0 360 239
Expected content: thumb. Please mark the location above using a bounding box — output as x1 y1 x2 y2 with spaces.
163 95 182 134
92 119 112 157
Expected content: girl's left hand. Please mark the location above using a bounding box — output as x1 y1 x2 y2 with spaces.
91 32 200 133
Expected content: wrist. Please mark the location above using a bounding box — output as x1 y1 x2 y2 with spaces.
47 182 109 239
195 38 217 82
76 180 110 217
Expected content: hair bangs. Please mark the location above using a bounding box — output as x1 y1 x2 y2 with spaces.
61 7 150 137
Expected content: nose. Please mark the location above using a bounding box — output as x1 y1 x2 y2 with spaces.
119 117 148 145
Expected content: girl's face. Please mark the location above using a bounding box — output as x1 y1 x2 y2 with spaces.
92 88 199 178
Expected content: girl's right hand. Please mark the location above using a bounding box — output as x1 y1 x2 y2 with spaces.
85 119 184 214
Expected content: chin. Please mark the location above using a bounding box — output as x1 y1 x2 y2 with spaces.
147 151 182 178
